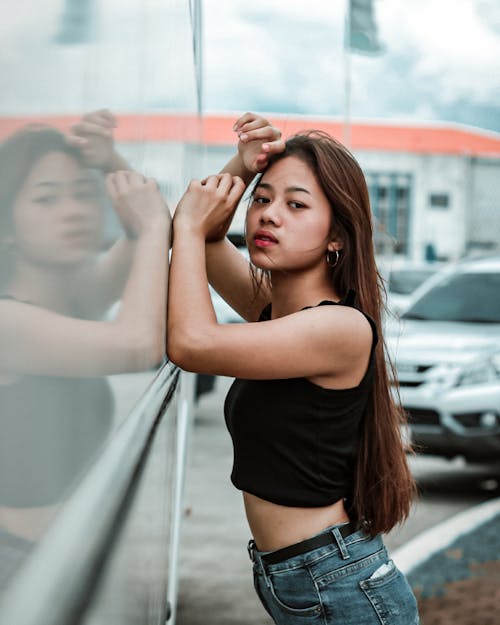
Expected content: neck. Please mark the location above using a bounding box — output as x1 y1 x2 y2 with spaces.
270 267 340 319
6 260 76 314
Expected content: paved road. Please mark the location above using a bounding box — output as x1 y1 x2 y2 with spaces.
176 377 500 625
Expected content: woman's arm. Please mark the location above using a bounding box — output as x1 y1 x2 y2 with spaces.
66 110 139 316
202 113 285 320
168 175 372 383
0 172 170 377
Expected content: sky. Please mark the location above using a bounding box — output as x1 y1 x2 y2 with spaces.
203 0 500 132
1 0 500 133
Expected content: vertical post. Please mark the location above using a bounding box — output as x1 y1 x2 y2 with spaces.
166 370 196 624
343 0 352 148
192 0 203 115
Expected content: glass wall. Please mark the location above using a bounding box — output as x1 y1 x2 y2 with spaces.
0 0 200 596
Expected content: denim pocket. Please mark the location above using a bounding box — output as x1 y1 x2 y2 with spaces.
267 564 323 618
359 560 420 625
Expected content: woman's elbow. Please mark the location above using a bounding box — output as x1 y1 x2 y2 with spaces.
166 337 193 371
125 330 165 372
166 328 207 372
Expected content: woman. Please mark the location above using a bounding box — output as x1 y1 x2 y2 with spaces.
0 110 170 588
167 113 419 624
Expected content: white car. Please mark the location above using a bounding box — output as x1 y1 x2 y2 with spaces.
386 262 440 315
387 256 500 462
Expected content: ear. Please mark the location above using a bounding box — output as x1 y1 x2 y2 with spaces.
327 239 343 252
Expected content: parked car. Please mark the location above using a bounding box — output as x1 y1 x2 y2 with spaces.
386 256 500 462
384 261 440 315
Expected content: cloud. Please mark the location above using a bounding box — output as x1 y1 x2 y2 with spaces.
1 0 499 133
204 0 500 132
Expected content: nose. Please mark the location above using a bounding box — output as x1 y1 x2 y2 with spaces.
259 200 282 226
60 194 99 224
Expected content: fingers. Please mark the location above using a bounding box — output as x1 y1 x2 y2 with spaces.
233 112 261 132
234 113 269 133
201 175 220 192
67 109 116 147
106 170 148 199
215 172 234 195
187 174 243 207
82 109 117 128
227 176 246 205
70 121 113 140
261 137 286 155
233 113 282 143
199 173 231 193
105 173 118 201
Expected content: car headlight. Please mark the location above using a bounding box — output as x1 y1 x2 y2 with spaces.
454 355 500 387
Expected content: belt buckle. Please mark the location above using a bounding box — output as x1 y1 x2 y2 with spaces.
247 539 256 562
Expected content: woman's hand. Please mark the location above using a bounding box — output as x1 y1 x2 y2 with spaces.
106 171 170 239
67 109 128 172
174 173 246 242
234 112 285 173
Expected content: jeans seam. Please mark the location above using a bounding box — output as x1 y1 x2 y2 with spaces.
308 563 327 625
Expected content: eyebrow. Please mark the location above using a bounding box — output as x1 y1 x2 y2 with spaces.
32 177 94 189
256 182 311 195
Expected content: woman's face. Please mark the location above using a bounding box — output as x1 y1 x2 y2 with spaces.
11 151 103 268
245 155 336 273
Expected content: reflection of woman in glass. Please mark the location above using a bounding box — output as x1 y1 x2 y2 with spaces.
168 114 419 624
0 111 170 588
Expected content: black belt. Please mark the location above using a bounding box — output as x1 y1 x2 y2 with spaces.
253 522 358 566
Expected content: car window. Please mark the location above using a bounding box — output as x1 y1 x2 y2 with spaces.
402 271 500 322
388 269 437 295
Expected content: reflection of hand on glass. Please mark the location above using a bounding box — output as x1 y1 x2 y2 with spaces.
67 108 130 173
0 114 170 589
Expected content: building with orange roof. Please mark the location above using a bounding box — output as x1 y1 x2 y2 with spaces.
2 112 499 262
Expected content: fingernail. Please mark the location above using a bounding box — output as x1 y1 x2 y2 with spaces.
262 143 269 151
239 133 248 141
232 123 238 131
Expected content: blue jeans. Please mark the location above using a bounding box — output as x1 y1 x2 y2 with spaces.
249 525 420 625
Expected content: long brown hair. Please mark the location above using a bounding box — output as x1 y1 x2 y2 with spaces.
251 131 417 535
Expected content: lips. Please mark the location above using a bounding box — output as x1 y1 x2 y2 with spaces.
60 229 97 244
253 229 278 247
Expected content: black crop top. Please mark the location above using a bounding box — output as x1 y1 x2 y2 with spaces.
224 292 378 508
0 295 114 506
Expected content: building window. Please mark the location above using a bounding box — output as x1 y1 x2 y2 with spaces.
366 172 412 256
429 193 450 209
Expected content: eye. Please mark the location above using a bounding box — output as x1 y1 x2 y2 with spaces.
289 200 305 209
252 195 270 205
33 195 58 206
75 190 99 202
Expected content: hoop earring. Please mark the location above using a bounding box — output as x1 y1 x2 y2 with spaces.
326 249 340 268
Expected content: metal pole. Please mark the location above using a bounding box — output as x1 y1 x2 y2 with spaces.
343 0 352 148
193 0 203 115
166 371 196 624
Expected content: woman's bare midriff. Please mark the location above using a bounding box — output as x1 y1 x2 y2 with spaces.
243 491 350 552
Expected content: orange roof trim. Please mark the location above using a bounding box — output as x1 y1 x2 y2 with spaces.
1 113 500 157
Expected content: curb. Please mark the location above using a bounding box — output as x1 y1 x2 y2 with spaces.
392 497 500 575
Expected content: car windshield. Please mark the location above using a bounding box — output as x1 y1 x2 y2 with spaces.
388 268 436 295
402 271 500 322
